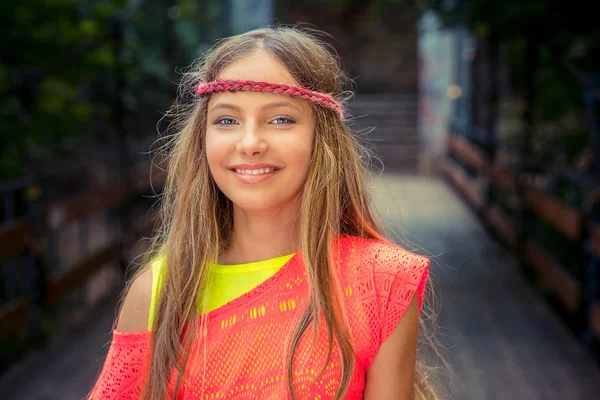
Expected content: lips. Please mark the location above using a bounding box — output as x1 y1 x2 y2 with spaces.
228 163 283 173
227 163 283 184
227 163 281 170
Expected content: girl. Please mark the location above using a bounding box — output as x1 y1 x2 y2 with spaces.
89 26 433 400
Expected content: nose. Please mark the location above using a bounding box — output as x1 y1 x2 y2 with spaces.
236 122 267 157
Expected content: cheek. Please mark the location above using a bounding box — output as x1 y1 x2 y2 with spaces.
205 133 234 194
273 131 314 192
291 133 314 172
295 146 312 175
205 132 227 172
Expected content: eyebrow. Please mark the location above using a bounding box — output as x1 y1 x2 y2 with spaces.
261 101 302 112
209 101 302 113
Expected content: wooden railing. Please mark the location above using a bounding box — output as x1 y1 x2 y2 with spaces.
441 129 600 345
0 164 165 341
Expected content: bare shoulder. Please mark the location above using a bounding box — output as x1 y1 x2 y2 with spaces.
116 267 153 333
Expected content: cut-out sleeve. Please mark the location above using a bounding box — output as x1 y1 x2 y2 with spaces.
87 331 152 400
372 244 430 347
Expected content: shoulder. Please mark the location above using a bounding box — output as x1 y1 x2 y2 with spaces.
336 234 430 278
336 235 430 319
368 240 430 285
334 236 430 367
116 266 154 333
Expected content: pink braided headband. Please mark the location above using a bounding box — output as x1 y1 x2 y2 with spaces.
196 79 345 119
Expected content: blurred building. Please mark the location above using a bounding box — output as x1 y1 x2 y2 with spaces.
418 11 475 175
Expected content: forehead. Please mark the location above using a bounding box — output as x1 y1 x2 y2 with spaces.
210 49 312 113
217 49 299 86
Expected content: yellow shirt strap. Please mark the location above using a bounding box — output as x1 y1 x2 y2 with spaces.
148 256 165 331
147 253 295 331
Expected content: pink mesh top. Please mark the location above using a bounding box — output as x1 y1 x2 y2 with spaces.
88 235 430 399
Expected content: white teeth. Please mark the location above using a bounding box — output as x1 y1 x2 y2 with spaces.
234 167 276 175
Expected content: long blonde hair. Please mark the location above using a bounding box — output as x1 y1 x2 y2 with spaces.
126 26 438 399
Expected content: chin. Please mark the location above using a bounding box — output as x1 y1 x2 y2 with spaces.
230 197 286 212
227 190 303 214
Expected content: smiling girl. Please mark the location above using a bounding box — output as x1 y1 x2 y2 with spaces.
89 26 434 400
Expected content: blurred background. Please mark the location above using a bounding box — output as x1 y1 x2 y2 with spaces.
1 0 599 399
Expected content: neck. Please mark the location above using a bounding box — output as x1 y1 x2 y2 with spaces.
221 198 300 264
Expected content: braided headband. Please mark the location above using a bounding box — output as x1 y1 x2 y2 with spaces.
196 79 345 120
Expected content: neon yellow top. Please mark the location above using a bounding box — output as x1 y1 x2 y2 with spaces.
148 253 295 330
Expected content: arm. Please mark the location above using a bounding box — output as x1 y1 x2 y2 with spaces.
116 267 153 332
87 268 153 400
363 295 420 400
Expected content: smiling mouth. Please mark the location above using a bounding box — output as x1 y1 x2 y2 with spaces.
230 167 282 175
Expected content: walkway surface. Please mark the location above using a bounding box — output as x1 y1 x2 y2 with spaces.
1 174 599 399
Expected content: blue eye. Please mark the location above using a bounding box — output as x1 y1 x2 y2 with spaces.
271 117 295 124
216 118 237 125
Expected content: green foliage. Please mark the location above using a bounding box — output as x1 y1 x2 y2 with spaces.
0 0 225 181
429 1 597 305
428 0 598 168
0 0 122 180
